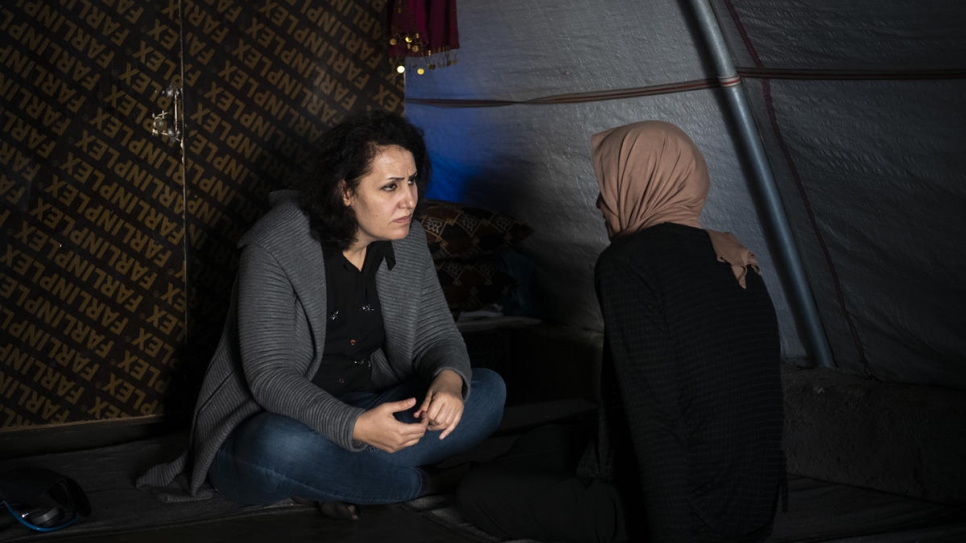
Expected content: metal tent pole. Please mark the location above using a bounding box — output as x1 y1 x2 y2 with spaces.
686 0 836 368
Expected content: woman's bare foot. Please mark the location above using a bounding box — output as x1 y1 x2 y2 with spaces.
318 501 359 520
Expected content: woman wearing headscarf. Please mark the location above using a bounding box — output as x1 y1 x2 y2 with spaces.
458 121 784 543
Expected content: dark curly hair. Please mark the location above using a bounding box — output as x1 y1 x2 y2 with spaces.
295 111 431 250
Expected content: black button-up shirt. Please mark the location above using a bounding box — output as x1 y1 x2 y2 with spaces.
311 241 394 396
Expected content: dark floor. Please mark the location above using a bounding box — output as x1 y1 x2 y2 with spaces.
0 399 592 543
43 504 489 543
3 398 966 543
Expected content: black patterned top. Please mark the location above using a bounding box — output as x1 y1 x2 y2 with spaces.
314 241 393 395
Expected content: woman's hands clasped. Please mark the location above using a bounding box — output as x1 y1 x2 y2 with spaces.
353 397 428 453
415 369 464 439
352 370 465 453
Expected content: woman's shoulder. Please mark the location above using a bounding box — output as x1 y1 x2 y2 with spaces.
597 223 716 284
604 222 706 256
392 220 429 259
238 193 311 250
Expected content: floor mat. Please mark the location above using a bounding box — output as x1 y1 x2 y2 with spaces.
0 399 597 542
404 476 966 543
0 433 298 541
2 398 964 542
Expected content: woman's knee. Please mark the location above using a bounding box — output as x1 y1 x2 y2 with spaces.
236 412 331 467
468 368 507 427
471 367 507 403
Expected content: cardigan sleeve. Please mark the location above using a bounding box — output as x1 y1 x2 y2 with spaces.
595 248 690 543
236 244 366 451
407 225 473 398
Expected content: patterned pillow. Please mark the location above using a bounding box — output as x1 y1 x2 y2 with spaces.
434 258 517 311
416 199 532 260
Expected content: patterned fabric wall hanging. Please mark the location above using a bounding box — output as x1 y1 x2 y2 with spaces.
388 0 459 74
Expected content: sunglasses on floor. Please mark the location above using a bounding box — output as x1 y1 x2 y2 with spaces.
0 467 91 533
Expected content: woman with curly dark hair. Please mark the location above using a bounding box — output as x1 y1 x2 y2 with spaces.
297 110 432 250
138 111 506 520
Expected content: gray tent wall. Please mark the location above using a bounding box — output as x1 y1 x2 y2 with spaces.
404 0 810 362
404 0 966 389
710 1 966 389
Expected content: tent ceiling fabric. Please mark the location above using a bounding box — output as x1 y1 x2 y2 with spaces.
712 0 966 389
404 0 966 389
714 0 966 70
741 79 966 386
404 0 706 100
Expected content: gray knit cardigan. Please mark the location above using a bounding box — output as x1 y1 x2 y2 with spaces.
136 192 471 501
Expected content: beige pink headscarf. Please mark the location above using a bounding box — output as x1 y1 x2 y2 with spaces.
592 120 760 288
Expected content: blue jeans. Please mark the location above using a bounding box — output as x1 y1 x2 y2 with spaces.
208 368 506 505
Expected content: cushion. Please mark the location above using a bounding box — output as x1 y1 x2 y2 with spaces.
434 258 517 311
416 199 532 260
